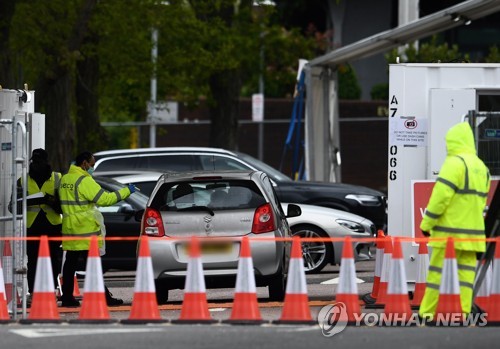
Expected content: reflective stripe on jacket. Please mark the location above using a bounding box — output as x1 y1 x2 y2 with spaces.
420 122 490 252
25 172 62 227
59 164 131 251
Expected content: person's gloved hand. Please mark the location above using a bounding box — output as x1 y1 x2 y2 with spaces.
421 230 430 237
128 184 136 194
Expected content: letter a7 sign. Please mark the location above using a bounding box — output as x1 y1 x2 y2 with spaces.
411 179 499 243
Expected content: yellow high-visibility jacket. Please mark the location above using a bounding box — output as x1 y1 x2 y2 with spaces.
420 122 490 252
25 172 62 227
59 164 131 251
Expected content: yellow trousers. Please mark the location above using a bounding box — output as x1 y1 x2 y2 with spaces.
418 247 476 319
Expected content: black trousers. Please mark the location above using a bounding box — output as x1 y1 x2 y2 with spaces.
61 250 112 301
26 213 61 294
61 250 87 300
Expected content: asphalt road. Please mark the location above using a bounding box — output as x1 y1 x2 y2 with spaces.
4 259 499 348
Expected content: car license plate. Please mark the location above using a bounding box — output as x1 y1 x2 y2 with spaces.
183 242 232 255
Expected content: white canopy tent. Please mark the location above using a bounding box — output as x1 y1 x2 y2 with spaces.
304 0 500 182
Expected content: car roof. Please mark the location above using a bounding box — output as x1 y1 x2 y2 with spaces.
94 147 237 158
159 170 262 182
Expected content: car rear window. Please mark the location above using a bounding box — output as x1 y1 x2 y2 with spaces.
151 180 266 211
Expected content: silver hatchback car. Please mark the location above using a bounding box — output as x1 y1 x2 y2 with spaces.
138 170 301 304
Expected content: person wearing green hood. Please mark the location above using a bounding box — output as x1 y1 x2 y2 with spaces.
419 121 490 321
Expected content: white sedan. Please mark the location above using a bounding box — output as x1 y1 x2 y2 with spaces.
282 203 374 273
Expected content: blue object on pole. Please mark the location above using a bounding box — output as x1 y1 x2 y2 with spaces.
280 70 306 180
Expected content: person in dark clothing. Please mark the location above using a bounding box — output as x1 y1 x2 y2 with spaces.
9 148 62 297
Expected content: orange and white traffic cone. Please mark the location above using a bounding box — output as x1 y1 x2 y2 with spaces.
273 236 315 325
362 229 385 305
2 240 20 312
56 273 82 300
0 257 12 323
474 260 492 312
411 239 429 309
434 238 463 323
71 236 117 323
366 236 392 309
224 236 264 324
58 251 83 300
172 236 217 324
20 235 61 323
122 236 166 324
335 236 361 325
384 238 412 324
485 238 500 325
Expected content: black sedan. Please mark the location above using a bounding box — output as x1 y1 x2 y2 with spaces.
94 176 147 270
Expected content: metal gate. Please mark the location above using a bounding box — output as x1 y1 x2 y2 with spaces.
0 88 39 319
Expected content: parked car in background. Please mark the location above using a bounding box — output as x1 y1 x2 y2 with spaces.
283 203 374 273
137 170 301 303
111 172 375 274
93 147 387 231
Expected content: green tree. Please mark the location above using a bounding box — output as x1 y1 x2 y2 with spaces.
10 0 99 170
3 0 318 162
486 45 500 63
0 0 16 88
385 36 469 64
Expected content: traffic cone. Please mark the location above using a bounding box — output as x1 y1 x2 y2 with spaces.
20 235 61 323
171 236 217 324
122 236 166 324
362 229 385 305
224 236 264 324
70 236 117 323
335 236 361 325
485 238 500 325
411 239 429 309
434 238 463 323
366 236 392 309
0 257 12 323
57 274 82 299
2 240 20 311
383 238 413 324
474 260 492 311
273 236 315 325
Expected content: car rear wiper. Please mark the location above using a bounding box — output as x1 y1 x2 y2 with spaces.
177 205 215 216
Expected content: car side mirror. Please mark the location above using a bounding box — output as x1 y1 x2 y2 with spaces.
286 203 301 218
118 203 135 215
134 209 145 222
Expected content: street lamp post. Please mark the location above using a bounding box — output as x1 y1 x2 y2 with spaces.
148 28 158 148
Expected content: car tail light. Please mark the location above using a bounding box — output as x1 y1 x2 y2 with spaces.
252 203 275 234
142 208 165 237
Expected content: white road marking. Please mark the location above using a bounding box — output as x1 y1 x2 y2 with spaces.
320 277 365 285
274 326 318 332
209 308 227 312
10 328 165 338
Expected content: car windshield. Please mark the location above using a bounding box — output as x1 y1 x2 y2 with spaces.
234 152 292 182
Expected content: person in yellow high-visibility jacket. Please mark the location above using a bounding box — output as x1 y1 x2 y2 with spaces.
419 122 490 320
9 148 62 298
59 151 135 307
